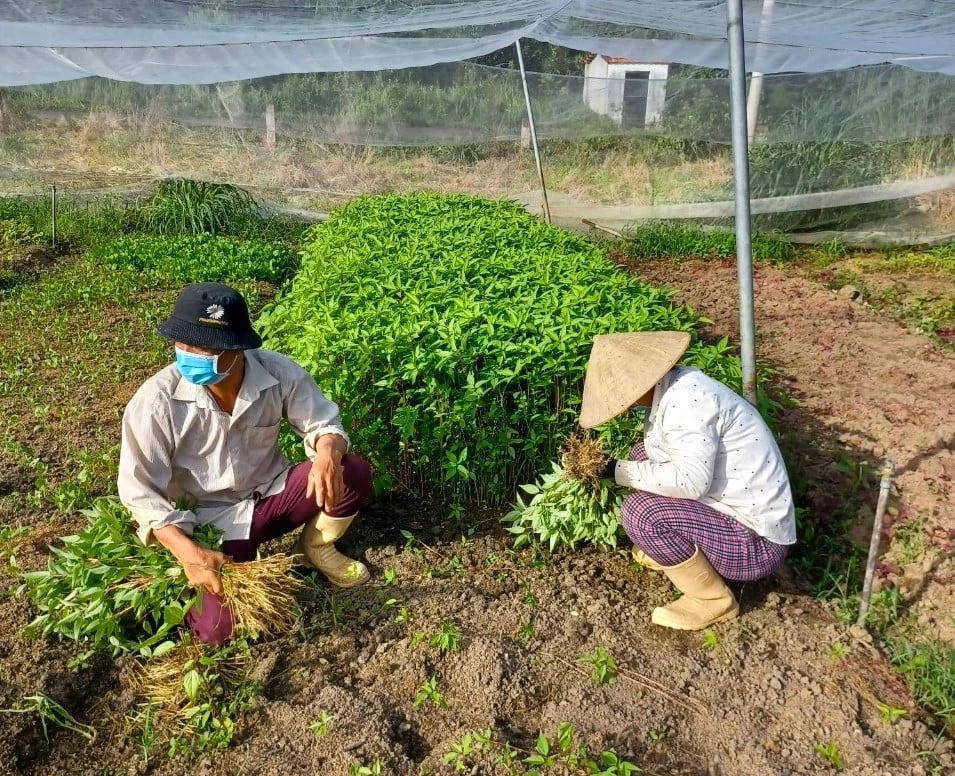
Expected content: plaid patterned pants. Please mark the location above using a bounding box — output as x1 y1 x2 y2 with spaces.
620 443 788 581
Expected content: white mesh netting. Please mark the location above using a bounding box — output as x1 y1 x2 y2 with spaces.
1 1 953 242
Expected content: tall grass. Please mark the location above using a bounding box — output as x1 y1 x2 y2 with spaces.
624 221 794 264
140 179 258 236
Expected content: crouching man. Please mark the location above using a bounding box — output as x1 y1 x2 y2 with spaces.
119 282 372 644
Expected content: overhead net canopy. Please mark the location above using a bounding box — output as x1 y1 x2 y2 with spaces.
1 1 953 241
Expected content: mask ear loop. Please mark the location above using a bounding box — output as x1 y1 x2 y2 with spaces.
214 350 240 378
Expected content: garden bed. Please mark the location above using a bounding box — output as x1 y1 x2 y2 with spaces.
0 193 952 775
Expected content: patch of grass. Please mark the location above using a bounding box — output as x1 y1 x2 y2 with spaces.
90 234 297 285
139 179 257 236
867 244 955 274
891 515 929 566
0 195 136 249
624 221 794 265
884 628 955 726
0 215 44 250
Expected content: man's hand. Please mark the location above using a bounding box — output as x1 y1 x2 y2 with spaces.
153 524 228 597
181 546 229 596
307 435 346 510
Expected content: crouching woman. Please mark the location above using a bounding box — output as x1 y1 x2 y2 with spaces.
580 331 796 631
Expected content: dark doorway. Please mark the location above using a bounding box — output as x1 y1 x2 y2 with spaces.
622 71 650 128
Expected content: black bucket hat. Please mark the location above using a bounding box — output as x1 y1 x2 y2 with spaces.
157 282 262 351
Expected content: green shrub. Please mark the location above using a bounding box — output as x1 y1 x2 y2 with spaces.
625 221 794 264
140 179 257 236
258 193 742 507
89 234 296 284
21 497 197 659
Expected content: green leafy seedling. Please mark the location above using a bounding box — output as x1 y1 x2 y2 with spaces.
429 621 460 653
578 646 619 686
814 741 845 770
413 676 447 709
310 710 333 736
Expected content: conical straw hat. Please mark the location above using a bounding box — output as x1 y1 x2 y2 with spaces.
579 331 691 429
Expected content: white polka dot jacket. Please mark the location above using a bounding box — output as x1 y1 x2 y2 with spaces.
614 367 797 545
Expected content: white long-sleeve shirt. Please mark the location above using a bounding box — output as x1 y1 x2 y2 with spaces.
614 367 796 545
118 349 348 544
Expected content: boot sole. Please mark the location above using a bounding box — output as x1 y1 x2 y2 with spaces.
650 605 740 631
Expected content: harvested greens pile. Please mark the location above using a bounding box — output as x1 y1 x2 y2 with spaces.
503 434 627 550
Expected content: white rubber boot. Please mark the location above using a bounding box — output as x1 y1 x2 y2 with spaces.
296 512 370 588
651 548 739 630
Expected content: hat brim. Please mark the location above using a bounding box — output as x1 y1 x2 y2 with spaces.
579 331 691 429
157 317 262 351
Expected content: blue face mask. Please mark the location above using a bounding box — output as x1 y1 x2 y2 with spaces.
175 347 235 386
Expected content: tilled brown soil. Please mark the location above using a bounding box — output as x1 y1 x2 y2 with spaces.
1 255 953 776
628 258 955 643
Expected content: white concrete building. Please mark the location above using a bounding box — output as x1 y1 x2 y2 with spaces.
583 55 669 127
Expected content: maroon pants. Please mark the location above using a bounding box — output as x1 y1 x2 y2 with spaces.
186 455 372 644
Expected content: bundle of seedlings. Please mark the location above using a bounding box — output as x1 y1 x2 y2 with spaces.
124 639 257 752
219 553 303 634
22 497 303 658
502 433 626 551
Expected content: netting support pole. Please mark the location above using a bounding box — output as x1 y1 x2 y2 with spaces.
515 39 552 225
50 182 57 251
746 0 775 147
727 0 758 405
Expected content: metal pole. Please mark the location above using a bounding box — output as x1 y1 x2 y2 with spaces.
515 40 552 224
727 0 758 405
857 459 896 628
746 0 776 147
51 182 57 250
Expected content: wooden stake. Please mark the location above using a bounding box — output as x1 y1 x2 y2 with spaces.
265 104 276 151
857 458 895 627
